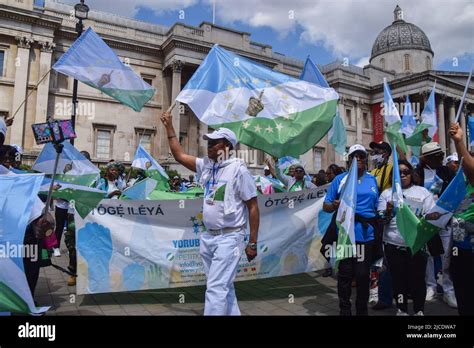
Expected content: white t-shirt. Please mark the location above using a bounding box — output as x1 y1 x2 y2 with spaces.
107 180 120 199
196 157 257 230
378 185 435 247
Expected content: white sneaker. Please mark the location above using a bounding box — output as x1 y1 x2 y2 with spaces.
396 309 409 316
425 287 436 302
53 248 61 257
414 311 424 316
369 286 379 305
443 293 458 308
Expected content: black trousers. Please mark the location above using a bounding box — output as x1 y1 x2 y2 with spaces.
337 240 374 316
23 224 40 297
384 243 427 313
450 247 474 316
54 206 69 248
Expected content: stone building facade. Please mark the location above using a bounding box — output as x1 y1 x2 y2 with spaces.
0 1 472 175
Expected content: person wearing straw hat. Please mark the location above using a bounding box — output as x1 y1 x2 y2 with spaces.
415 142 457 307
160 110 259 316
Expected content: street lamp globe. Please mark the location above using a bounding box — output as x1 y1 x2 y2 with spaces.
74 0 89 20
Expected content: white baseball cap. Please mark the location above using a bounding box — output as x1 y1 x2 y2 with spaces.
203 128 238 148
446 153 458 163
0 118 6 137
263 165 270 170
348 144 367 157
11 144 23 154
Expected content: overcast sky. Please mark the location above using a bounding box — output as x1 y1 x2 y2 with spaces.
60 0 473 71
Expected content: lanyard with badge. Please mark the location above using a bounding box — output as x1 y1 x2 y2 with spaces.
205 163 220 205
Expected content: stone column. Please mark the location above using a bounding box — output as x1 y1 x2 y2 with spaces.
448 98 457 154
159 72 172 160
32 41 55 150
437 94 446 152
10 36 33 147
337 96 347 166
171 60 183 138
198 121 208 157
355 99 363 144
188 111 199 157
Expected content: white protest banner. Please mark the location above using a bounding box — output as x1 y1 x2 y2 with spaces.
75 187 333 295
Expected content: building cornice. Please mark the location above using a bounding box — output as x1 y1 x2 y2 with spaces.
162 38 281 70
55 27 162 56
0 4 62 30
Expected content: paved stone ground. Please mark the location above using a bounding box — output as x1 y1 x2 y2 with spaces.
36 247 458 316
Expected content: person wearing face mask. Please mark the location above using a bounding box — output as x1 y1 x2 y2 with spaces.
369 141 393 192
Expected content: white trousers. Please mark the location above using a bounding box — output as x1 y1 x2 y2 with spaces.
425 228 454 295
199 229 245 315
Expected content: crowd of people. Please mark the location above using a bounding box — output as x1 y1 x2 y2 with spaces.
1 115 473 317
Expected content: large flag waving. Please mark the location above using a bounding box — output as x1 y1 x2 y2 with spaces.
0 174 49 314
131 144 169 190
406 82 437 146
300 56 346 155
383 78 407 153
392 144 420 249
335 158 358 262
400 96 416 137
176 45 339 158
414 164 467 254
421 82 438 139
53 27 155 112
39 178 105 219
33 141 100 186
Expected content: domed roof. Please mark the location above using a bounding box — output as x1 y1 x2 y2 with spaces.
370 6 433 60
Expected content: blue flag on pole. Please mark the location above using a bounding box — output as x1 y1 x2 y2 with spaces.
0 174 49 314
53 27 155 112
300 56 330 88
176 45 339 158
401 96 416 137
300 56 346 155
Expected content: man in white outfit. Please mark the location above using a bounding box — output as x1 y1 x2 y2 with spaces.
160 111 259 315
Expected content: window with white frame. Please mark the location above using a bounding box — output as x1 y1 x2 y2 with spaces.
135 129 154 154
94 125 115 160
404 54 411 71
314 148 323 172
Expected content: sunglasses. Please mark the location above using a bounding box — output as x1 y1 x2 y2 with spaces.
350 152 367 159
207 139 224 147
400 170 412 177
295 169 305 173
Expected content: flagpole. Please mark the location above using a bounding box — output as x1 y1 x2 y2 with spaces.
132 102 175 184
7 68 52 122
454 68 473 123
167 101 176 113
